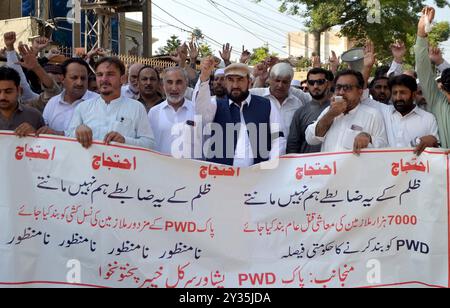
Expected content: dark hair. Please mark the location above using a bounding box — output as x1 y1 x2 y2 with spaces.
0 67 21 87
388 75 418 93
88 74 97 82
138 65 160 82
369 76 389 89
441 68 450 93
94 57 126 76
334 70 365 89
375 66 390 78
61 58 91 77
307 68 334 82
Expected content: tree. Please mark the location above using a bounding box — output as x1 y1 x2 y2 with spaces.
258 0 449 64
198 43 213 58
249 44 278 65
429 21 450 47
157 35 182 55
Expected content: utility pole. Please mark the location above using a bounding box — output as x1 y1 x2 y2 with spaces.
143 0 152 57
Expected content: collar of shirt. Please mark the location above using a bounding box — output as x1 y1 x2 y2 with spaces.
16 103 24 113
1 103 23 121
229 93 252 110
95 95 126 107
389 105 421 118
124 84 139 95
59 90 94 106
161 99 193 112
262 87 298 107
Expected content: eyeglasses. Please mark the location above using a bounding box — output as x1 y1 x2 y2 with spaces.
335 84 361 92
307 79 327 86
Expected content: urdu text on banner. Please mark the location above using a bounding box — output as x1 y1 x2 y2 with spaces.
0 131 448 288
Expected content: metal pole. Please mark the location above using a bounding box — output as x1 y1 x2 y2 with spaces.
143 0 152 57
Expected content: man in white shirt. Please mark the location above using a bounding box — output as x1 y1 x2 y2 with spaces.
250 63 308 137
382 74 439 154
37 58 99 136
148 67 201 159
121 63 144 100
306 70 388 154
66 57 154 149
194 58 286 167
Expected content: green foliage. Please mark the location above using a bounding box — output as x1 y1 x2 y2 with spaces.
157 35 182 55
255 0 449 66
249 44 278 65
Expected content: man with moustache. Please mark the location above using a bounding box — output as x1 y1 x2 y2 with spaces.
369 76 391 105
37 58 99 136
250 62 307 138
148 67 201 159
380 75 439 155
306 70 388 154
122 63 145 100
194 58 286 167
287 68 334 154
66 57 154 149
0 67 45 136
212 69 227 101
137 66 164 113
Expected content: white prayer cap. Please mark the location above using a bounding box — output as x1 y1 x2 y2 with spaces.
214 68 225 77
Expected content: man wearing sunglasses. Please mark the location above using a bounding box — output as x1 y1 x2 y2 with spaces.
306 70 388 154
287 68 334 154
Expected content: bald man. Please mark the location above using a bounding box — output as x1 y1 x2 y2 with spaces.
121 63 145 100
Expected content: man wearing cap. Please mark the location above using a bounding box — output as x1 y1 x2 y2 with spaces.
212 68 227 101
194 57 286 167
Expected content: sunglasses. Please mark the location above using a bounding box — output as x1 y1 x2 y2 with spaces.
335 84 361 92
307 79 327 86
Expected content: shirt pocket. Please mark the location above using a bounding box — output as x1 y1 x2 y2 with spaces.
112 117 134 136
342 128 361 150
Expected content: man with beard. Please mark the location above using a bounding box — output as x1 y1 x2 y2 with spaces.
0 67 45 136
137 66 164 113
380 75 438 155
194 58 286 167
212 69 227 100
37 58 99 136
148 67 201 159
287 68 334 154
369 76 391 105
121 63 145 100
66 57 154 149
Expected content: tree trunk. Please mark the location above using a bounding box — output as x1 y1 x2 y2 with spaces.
312 30 321 57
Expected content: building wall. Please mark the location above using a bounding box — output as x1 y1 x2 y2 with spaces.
0 0 22 20
288 30 353 60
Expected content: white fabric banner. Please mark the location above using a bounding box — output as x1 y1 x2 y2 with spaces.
0 131 448 288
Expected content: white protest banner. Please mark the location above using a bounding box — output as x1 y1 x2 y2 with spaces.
0 131 448 288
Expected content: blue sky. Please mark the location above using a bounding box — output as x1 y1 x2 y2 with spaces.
126 0 450 61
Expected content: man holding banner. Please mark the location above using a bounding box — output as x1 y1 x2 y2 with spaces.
0 67 45 137
66 57 154 150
